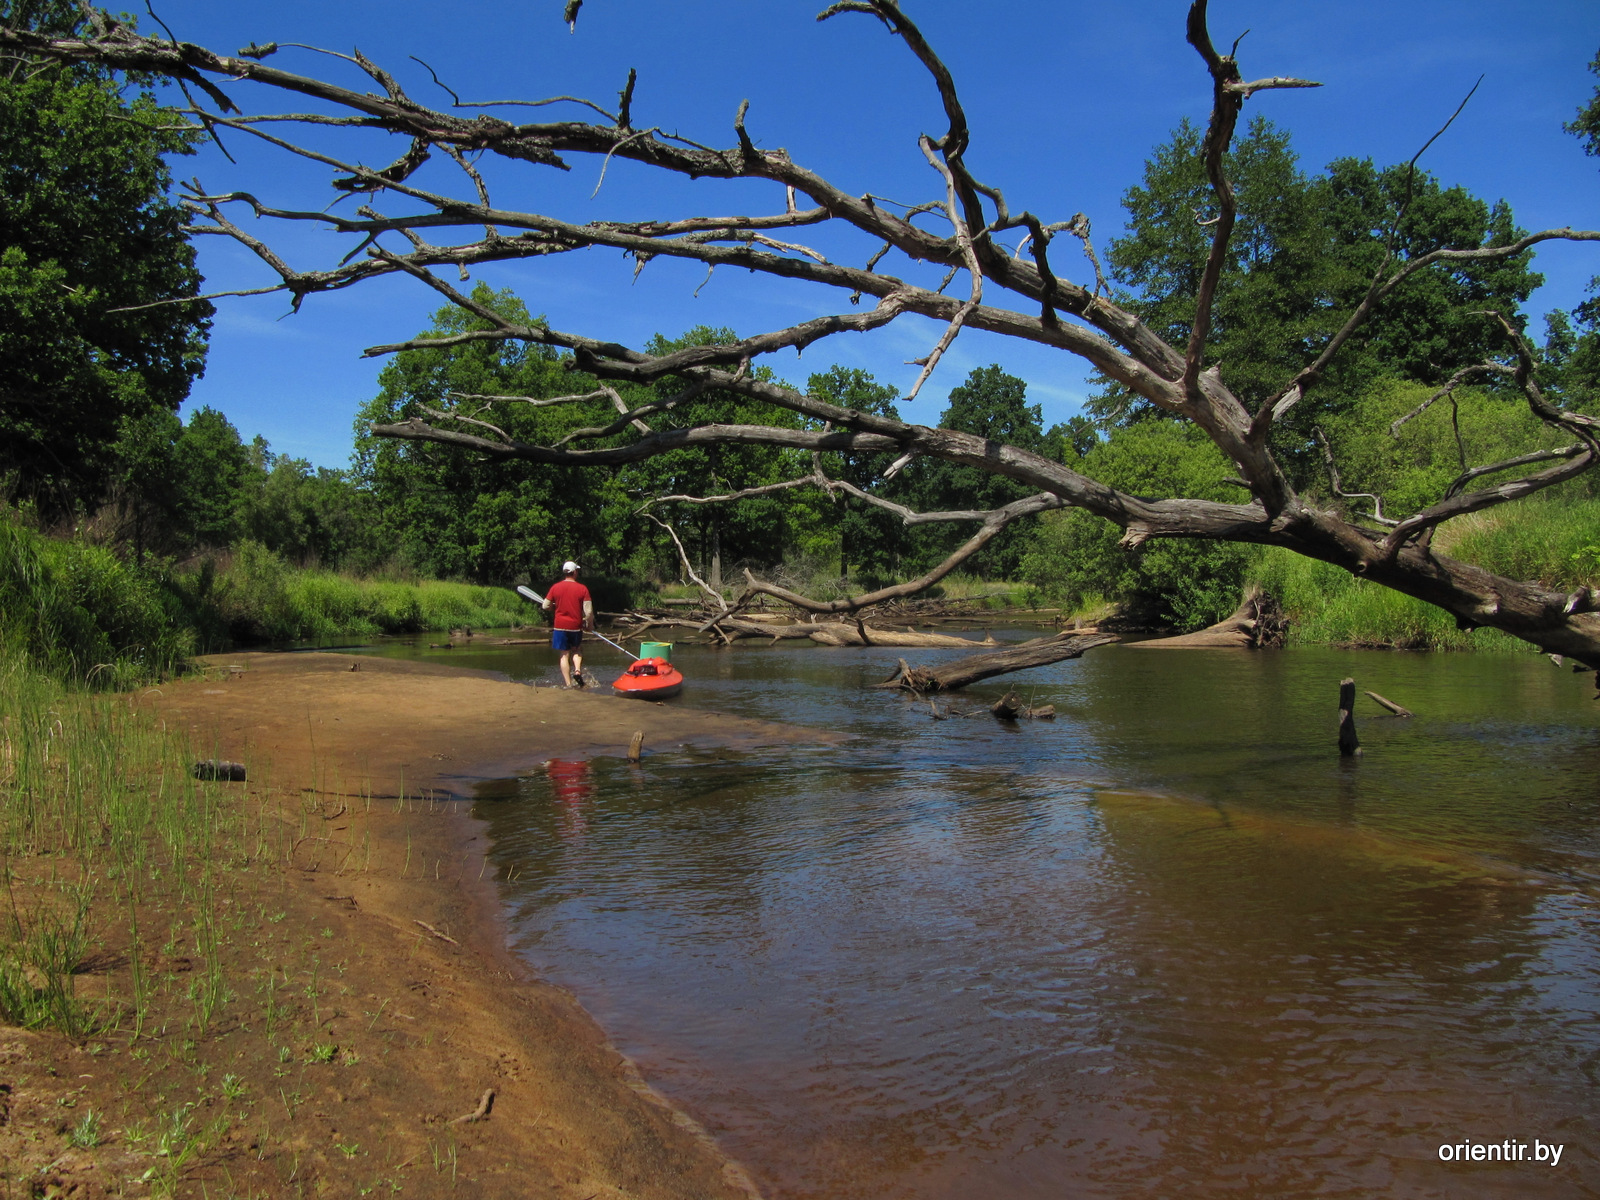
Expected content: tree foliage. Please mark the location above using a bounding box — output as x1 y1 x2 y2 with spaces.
904 365 1045 578
1096 117 1540 452
352 287 625 584
0 0 211 512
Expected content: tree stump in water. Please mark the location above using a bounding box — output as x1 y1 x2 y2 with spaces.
1339 678 1361 756
876 631 1118 693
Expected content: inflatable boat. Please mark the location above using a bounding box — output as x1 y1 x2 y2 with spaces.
612 656 684 700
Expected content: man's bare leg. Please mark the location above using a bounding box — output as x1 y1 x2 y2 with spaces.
572 648 585 686
558 649 574 688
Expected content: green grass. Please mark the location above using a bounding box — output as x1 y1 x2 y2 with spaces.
1245 498 1600 652
1434 498 1600 592
0 650 260 1039
0 514 193 688
204 540 526 643
1248 548 1530 653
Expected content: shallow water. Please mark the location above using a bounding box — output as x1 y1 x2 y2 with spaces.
364 634 1600 1198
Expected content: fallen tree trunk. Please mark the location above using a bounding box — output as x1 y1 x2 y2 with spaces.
875 631 1119 692
808 624 999 648
1124 589 1289 649
618 615 1002 647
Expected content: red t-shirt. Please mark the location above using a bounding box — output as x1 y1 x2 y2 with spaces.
546 578 592 630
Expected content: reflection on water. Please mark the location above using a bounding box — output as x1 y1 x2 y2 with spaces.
436 637 1600 1198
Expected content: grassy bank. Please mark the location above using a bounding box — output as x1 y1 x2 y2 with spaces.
1246 498 1600 652
1249 550 1531 652
0 518 195 688
0 650 268 1191
205 540 526 644
1 515 531 687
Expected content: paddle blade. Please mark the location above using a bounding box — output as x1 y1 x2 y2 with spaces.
516 584 544 604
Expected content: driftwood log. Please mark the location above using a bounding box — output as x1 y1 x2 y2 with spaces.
1125 589 1289 649
876 631 1119 693
807 623 998 648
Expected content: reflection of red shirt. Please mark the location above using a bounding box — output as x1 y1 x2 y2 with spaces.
546 578 591 630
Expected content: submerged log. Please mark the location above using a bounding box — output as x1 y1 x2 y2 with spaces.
619 614 1002 648
876 630 1118 693
991 692 1025 719
1126 588 1289 649
989 693 1060 720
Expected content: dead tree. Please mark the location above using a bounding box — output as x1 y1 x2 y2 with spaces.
7 3 1600 673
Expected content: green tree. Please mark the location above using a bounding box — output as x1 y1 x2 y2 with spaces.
240 454 373 569
172 408 258 549
1553 50 1600 410
1022 421 1255 630
625 327 810 588
0 1 211 512
1566 48 1600 162
805 365 903 583
1095 117 1540 452
353 286 623 583
902 365 1044 578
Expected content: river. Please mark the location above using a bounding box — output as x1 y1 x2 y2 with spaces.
359 633 1600 1198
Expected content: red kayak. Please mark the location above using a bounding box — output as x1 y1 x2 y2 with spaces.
612 656 684 700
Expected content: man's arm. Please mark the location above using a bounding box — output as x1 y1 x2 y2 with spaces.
582 599 594 630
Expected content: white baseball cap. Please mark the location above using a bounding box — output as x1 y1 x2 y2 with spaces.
562 560 581 572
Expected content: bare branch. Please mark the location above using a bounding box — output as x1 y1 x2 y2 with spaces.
740 492 1064 615
1389 363 1505 438
1377 316 1600 559
407 55 620 123
1313 426 1397 526
1182 0 1247 406
645 514 727 612
418 405 512 444
904 134 982 402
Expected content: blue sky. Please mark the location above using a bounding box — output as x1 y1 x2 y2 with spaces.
150 0 1600 468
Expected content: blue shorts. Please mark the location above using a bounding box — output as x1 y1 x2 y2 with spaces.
551 628 584 651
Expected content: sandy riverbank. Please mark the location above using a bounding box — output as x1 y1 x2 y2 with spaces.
2 651 838 1198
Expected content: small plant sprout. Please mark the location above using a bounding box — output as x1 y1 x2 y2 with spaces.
308 1042 338 1064
68 1108 101 1148
221 1073 246 1100
335 1140 361 1157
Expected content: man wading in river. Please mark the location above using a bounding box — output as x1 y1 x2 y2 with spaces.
543 561 595 689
